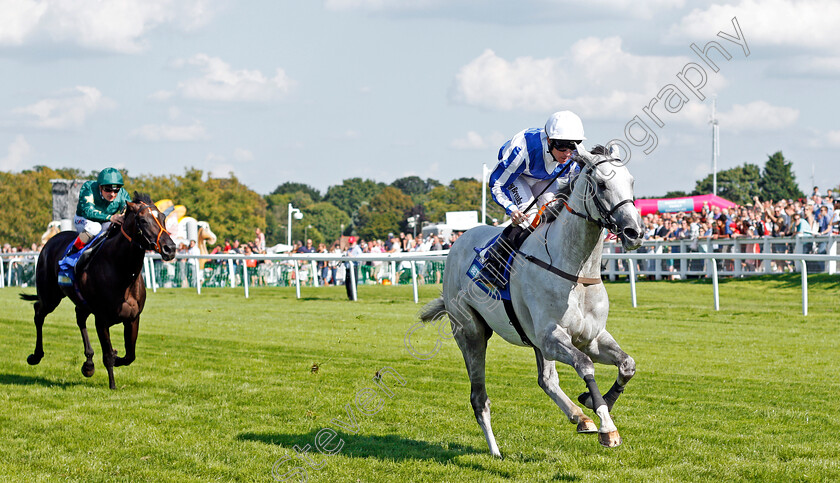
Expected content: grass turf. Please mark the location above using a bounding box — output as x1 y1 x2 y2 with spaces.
2 275 839 482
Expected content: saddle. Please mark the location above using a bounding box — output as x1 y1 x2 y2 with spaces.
57 230 110 288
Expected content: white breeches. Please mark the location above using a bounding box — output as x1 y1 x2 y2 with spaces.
74 215 111 237
506 177 564 224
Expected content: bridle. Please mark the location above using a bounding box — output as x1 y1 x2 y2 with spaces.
120 202 169 253
564 157 635 240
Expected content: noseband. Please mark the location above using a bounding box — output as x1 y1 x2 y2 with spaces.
565 158 635 237
120 202 169 253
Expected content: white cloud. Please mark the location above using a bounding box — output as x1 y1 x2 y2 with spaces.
324 0 441 11
12 86 115 129
450 131 505 150
825 130 840 147
0 0 215 53
130 121 208 142
209 163 236 178
233 148 254 162
450 38 723 119
174 54 294 102
670 0 840 53
0 135 33 171
149 90 175 101
717 101 799 132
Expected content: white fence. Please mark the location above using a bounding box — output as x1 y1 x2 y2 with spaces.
4 234 840 315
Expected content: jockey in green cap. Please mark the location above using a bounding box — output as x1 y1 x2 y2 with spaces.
64 167 131 259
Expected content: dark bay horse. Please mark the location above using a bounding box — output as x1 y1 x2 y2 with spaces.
21 193 176 389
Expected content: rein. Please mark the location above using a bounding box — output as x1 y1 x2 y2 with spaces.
521 156 633 286
120 202 169 253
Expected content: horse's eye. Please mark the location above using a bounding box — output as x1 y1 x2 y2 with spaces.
597 180 607 190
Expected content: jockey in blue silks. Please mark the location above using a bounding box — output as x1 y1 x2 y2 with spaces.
475 111 586 287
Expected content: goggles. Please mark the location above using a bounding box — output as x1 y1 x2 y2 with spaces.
549 139 579 152
101 185 122 193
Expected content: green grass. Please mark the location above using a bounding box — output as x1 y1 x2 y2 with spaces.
2 275 840 482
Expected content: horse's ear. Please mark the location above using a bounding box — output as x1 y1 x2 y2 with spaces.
575 142 594 165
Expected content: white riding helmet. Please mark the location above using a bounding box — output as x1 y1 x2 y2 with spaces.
545 111 586 141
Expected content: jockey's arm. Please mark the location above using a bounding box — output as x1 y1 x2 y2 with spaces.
77 183 112 222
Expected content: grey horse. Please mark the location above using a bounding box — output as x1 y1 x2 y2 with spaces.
419 145 643 455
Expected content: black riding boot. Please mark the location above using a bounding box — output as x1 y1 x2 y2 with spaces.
475 225 526 287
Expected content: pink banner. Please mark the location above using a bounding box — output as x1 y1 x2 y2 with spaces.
634 194 737 216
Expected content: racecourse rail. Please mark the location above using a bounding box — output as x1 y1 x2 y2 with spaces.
3 234 839 315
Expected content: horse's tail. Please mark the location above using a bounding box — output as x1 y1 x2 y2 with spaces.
418 296 447 323
19 293 38 302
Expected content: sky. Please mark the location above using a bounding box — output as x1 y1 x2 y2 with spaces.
0 0 837 198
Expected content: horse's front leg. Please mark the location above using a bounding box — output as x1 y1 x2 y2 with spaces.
540 330 621 447
95 320 118 390
533 348 597 433
578 330 635 412
75 306 95 377
115 317 138 367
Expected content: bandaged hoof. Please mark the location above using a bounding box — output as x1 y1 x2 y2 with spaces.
598 430 622 448
576 417 598 433
81 361 95 377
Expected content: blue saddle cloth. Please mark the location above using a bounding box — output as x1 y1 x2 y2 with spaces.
57 231 107 288
466 234 514 301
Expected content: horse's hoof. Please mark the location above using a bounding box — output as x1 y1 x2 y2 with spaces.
576 418 598 433
27 354 42 365
578 391 594 410
81 362 95 377
598 430 622 448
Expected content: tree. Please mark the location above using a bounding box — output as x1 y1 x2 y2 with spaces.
0 166 86 247
356 187 413 240
391 176 441 200
304 202 351 245
271 182 322 202
425 178 505 224
324 178 385 217
661 191 688 199
759 151 804 202
691 163 762 205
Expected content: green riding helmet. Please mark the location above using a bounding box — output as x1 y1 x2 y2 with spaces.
97 167 124 187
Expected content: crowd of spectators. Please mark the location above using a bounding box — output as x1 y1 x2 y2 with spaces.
622 187 840 277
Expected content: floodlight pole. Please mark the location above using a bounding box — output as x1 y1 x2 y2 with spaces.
287 203 302 247
481 163 488 224
710 97 719 196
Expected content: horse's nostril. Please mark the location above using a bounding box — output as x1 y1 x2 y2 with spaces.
623 227 639 240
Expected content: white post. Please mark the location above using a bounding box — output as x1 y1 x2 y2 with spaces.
228 259 235 288
712 256 720 311
628 259 637 308
828 235 837 275
195 259 201 295
150 259 158 293
311 261 319 287
391 261 397 285
410 261 418 304
801 258 808 316
349 261 357 301
243 262 249 299
294 260 301 299
143 257 151 287
1 258 7 288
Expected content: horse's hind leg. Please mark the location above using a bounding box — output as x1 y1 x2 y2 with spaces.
27 294 62 365
449 301 501 458
577 330 635 413
95 321 118 390
533 348 597 433
115 317 138 367
75 306 95 377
